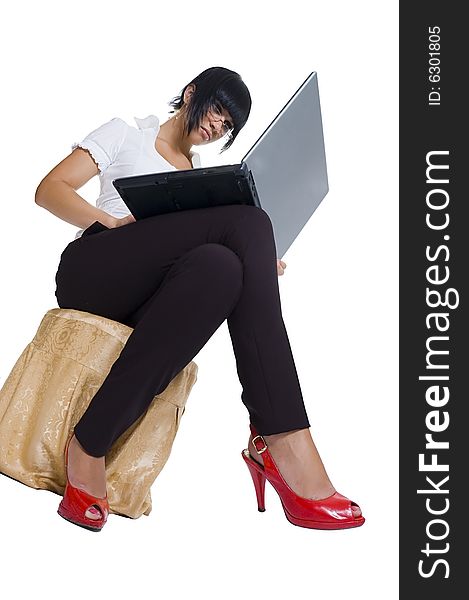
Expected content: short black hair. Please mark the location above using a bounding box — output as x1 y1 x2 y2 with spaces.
168 66 252 153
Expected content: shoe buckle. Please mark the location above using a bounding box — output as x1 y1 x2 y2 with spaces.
252 434 268 454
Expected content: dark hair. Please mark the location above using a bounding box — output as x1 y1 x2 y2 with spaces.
168 66 252 153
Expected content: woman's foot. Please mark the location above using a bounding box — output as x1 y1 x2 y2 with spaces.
67 434 107 520
247 428 362 518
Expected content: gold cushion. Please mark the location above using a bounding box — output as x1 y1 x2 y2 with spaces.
0 308 198 519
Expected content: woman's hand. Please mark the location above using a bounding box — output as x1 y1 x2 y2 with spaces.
277 259 287 276
110 214 137 228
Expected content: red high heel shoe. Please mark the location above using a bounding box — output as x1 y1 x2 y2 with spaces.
57 434 109 532
241 423 365 530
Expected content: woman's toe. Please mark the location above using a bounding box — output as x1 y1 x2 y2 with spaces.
85 505 103 520
351 502 362 518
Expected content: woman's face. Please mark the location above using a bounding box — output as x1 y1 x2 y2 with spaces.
183 84 234 146
196 105 234 145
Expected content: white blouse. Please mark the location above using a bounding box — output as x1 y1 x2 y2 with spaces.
71 114 202 240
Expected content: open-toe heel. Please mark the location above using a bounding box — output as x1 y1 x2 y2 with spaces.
57 434 109 532
241 423 365 530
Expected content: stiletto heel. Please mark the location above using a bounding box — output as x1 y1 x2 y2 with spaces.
241 423 365 530
57 434 109 532
242 449 266 511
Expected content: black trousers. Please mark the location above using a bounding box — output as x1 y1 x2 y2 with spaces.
54 204 311 457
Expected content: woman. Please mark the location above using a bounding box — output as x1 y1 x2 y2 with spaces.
35 66 365 532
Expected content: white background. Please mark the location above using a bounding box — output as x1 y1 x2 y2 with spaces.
0 1 398 598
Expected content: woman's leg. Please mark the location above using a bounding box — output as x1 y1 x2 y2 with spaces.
67 241 244 518
73 242 244 457
55 204 311 458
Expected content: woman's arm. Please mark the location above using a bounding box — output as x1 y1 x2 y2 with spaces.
35 147 118 229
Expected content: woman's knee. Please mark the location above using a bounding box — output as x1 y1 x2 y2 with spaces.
190 243 243 295
228 205 275 245
232 204 273 226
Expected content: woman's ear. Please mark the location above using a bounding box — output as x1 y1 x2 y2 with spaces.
183 83 196 104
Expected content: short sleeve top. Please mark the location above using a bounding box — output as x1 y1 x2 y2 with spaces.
71 114 202 241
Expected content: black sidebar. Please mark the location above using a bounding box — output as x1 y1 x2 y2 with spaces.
400 2 467 596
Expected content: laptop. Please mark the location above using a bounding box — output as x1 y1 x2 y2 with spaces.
112 71 329 258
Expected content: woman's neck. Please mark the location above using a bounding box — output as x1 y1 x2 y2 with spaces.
158 114 193 160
